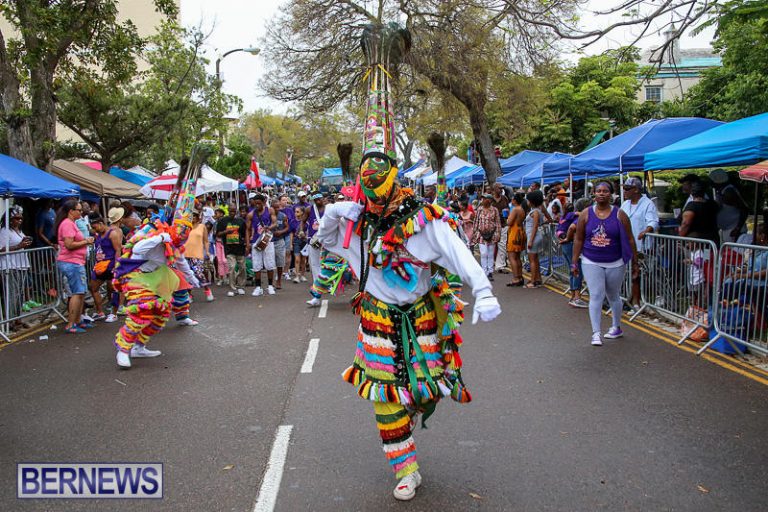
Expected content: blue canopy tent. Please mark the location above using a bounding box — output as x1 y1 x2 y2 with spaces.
570 117 724 175
0 154 80 198
499 150 550 174
109 166 152 186
644 112 768 170
446 165 484 187
498 153 572 188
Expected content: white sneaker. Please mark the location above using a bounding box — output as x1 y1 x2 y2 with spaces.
252 287 264 297
131 345 162 358
237 288 246 295
283 272 291 280
300 275 308 282
116 351 131 368
293 276 300 283
604 326 624 339
81 313 94 322
267 285 276 295
105 314 118 323
306 297 321 307
393 471 422 501
227 291 235 297
591 332 603 346
177 317 199 326
206 293 215 302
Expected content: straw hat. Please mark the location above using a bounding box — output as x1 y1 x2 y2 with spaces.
108 207 125 224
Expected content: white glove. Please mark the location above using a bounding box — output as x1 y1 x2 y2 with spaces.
334 202 364 222
472 295 501 324
159 233 172 243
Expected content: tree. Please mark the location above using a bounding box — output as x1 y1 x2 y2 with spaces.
56 21 240 173
0 0 177 167
514 49 642 153
262 0 580 183
681 5 768 121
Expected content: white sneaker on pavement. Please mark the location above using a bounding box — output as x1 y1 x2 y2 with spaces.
105 314 118 323
300 275 308 282
116 351 131 368
393 471 422 501
293 276 300 284
177 317 199 326
267 285 276 295
604 326 624 339
227 291 235 297
306 297 321 307
591 332 603 346
130 345 162 358
252 287 264 297
237 288 246 295
206 293 215 302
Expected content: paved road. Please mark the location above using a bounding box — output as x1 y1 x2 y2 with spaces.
1 279 767 511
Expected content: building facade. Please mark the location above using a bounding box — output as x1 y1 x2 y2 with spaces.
637 27 722 104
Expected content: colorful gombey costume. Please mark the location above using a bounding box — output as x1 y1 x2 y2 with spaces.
111 158 201 369
318 196 501 495
309 249 352 300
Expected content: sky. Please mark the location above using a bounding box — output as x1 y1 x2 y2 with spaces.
180 0 717 116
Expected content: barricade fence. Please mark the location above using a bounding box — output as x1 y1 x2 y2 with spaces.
0 247 66 341
701 242 768 356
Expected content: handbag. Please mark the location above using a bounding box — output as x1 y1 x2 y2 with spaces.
481 230 494 242
93 259 111 277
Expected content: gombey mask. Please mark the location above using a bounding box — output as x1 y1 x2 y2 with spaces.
360 151 398 201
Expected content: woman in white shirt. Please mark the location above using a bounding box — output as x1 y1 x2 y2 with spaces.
0 206 33 328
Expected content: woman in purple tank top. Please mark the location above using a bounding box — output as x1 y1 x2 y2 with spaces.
88 214 123 322
572 182 637 346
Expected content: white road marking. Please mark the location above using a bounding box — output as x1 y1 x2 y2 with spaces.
253 424 293 512
300 338 319 374
318 299 328 318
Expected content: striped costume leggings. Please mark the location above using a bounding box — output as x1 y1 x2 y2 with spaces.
172 290 191 321
114 299 171 353
374 402 418 479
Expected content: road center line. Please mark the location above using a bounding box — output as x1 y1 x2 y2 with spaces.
253 424 293 512
300 338 319 374
318 299 328 318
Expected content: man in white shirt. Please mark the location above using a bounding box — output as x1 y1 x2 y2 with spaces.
620 177 659 309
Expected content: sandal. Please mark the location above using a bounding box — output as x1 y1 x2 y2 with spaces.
506 280 524 287
524 281 541 289
65 325 86 334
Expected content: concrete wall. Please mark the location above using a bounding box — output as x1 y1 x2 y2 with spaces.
636 75 702 103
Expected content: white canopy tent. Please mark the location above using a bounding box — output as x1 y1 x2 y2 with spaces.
420 156 476 186
161 160 238 193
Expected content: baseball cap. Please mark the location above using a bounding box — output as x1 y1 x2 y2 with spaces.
624 177 642 189
297 190 308 197
248 192 257 199
9 206 23 218
556 189 567 196
311 193 324 200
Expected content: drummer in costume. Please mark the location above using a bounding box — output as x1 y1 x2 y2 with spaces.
316 22 501 501
112 158 201 369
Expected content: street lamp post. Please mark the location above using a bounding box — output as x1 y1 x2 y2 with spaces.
215 46 260 156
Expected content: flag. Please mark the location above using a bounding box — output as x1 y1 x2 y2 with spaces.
244 158 262 189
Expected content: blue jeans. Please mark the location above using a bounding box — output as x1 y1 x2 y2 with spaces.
561 242 583 292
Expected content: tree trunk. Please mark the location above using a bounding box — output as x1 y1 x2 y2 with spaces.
467 105 501 184
400 139 414 169
29 64 57 169
0 47 36 165
100 155 113 175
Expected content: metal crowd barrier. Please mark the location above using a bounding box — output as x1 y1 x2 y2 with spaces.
0 247 66 341
630 233 718 345
699 242 768 356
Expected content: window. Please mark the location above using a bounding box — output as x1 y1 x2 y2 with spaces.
645 86 663 103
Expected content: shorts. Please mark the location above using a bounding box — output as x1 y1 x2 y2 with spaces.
251 242 277 272
526 231 544 254
273 238 286 268
293 237 307 256
58 260 87 295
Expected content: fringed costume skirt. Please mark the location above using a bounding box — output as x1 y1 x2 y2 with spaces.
342 292 471 409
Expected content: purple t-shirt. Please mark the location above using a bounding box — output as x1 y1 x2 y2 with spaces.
307 205 324 238
250 208 272 243
557 212 577 239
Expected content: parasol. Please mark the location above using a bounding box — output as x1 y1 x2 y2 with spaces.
738 160 768 245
